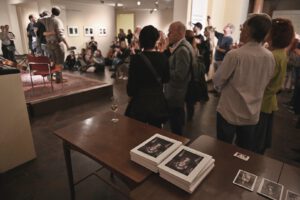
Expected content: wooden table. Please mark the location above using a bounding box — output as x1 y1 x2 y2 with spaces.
130 135 284 200
278 163 300 198
54 112 189 199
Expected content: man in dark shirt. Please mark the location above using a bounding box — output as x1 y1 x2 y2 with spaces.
27 15 36 54
35 11 48 56
193 22 204 44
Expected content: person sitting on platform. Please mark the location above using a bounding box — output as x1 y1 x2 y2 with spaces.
64 50 76 70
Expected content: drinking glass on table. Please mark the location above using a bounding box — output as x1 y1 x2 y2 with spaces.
111 96 119 123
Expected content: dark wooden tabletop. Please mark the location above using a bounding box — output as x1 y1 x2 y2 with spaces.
54 112 190 184
130 135 284 200
278 163 300 197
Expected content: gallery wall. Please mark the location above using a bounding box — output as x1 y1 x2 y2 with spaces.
117 8 173 35
52 0 115 56
0 0 26 54
16 1 40 54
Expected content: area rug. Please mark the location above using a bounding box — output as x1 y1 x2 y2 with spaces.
22 72 106 103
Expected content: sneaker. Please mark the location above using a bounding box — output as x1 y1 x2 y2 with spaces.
122 76 128 80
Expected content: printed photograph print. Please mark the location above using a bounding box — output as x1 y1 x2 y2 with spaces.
166 149 203 176
67 26 79 36
84 26 93 36
285 190 300 200
138 137 173 158
99 27 107 36
233 170 257 191
258 178 284 200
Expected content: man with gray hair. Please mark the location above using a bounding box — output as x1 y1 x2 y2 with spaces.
213 14 275 150
165 21 195 135
40 6 70 83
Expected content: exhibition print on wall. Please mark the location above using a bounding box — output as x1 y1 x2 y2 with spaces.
98 27 107 37
67 26 79 36
84 26 94 36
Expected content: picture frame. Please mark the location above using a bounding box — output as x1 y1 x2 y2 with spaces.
285 190 300 200
257 178 284 200
233 169 257 191
67 26 79 37
84 26 94 36
98 27 107 37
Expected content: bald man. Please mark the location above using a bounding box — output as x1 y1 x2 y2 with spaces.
165 21 195 135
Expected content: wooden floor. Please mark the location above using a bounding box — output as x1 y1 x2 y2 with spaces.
1 68 299 200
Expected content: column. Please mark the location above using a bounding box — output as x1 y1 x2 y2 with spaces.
253 0 264 13
173 0 192 27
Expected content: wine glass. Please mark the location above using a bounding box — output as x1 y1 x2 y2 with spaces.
111 96 119 123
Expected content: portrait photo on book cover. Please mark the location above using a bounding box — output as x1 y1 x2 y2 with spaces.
258 178 283 200
233 170 257 191
166 149 203 176
286 190 300 200
138 137 173 158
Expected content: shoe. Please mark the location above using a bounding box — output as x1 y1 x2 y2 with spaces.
122 76 128 80
118 75 123 79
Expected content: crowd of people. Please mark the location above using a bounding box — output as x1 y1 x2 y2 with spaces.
1 8 300 155
122 14 300 156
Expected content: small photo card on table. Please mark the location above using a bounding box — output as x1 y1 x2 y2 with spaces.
258 178 284 200
285 190 300 200
233 169 257 191
233 152 250 161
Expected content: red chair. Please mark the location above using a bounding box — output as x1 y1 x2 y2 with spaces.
27 55 63 91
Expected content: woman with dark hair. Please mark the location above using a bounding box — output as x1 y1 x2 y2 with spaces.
125 25 170 128
253 18 295 154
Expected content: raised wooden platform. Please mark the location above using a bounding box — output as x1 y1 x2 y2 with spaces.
22 72 113 117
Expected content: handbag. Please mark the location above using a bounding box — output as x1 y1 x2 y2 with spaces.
125 53 169 123
179 45 207 103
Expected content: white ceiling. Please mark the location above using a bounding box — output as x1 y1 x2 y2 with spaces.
69 0 174 10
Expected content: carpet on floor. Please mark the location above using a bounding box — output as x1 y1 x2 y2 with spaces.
21 72 106 103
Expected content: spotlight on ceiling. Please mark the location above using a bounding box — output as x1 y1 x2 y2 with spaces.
137 1 141 6
155 0 159 5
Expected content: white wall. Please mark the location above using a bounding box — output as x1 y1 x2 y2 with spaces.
16 1 39 54
118 8 173 35
0 0 25 55
209 0 249 42
173 0 192 26
52 0 115 56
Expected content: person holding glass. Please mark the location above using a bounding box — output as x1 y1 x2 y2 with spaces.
125 25 170 128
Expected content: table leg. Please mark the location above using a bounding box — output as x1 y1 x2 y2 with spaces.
63 142 75 200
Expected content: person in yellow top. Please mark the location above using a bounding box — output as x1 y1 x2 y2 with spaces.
253 18 295 154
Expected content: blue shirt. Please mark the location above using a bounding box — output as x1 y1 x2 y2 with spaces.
214 31 233 61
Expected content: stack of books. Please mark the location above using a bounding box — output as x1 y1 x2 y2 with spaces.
130 134 215 193
158 146 215 193
130 133 182 173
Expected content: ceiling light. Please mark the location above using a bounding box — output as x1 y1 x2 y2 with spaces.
137 1 141 6
153 8 158 11
155 1 159 5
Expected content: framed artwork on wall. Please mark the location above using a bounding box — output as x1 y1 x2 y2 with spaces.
84 26 94 36
68 26 79 36
98 27 107 37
